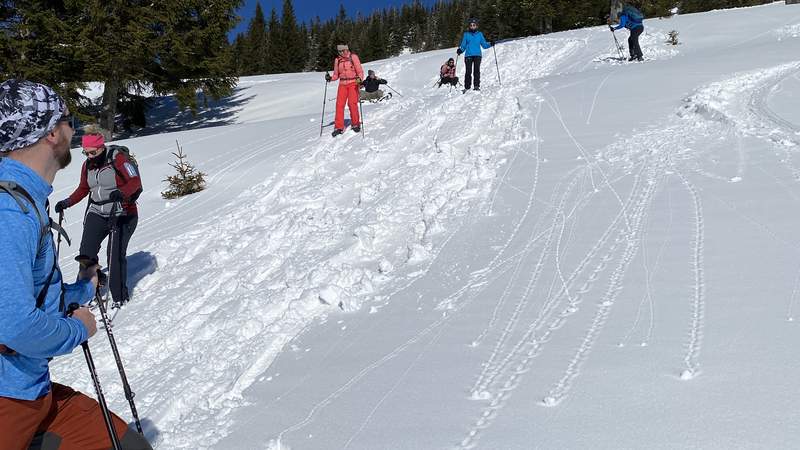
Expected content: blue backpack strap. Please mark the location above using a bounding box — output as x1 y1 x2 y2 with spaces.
0 179 70 310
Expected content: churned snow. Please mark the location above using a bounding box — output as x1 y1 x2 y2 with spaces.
49 3 800 449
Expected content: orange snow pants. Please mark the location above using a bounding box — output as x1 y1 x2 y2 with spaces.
0 383 151 450
334 83 361 130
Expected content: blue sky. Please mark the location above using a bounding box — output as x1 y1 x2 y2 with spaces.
231 0 436 38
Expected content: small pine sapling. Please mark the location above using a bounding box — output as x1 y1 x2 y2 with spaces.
161 140 207 199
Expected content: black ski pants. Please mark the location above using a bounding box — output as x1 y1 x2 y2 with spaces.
629 26 644 59
464 56 482 90
439 76 459 87
79 212 138 304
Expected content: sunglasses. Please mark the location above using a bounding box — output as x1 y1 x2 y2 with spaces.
82 147 103 157
58 113 75 129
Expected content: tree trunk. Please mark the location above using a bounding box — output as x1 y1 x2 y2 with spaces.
100 79 119 136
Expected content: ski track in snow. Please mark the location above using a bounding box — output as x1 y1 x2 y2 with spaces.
619 182 673 347
457 163 653 449
676 172 706 381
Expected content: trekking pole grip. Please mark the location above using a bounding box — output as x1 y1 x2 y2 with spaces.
67 302 80 316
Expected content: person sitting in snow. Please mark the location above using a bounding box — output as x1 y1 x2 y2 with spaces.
360 70 388 102
325 44 364 137
439 58 459 87
610 5 644 62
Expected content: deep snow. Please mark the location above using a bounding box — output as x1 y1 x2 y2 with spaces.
49 3 800 449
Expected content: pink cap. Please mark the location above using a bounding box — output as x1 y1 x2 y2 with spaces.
82 134 105 149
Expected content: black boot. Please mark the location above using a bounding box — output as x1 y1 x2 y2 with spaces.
331 129 344 137
352 125 361 133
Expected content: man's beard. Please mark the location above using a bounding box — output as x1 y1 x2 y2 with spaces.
54 134 72 169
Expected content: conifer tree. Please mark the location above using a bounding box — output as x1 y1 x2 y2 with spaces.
281 0 306 72
265 8 283 74
240 2 268 75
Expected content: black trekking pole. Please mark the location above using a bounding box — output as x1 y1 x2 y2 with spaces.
68 303 123 450
610 27 625 59
493 45 502 86
384 84 404 97
358 96 365 139
100 204 144 435
56 212 64 255
320 78 329 137
453 54 461 92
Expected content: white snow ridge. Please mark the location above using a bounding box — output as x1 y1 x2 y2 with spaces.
51 3 800 449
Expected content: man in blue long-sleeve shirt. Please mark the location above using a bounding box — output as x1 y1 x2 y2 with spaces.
611 9 645 62
0 80 152 449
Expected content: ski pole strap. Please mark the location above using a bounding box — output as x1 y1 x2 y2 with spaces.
50 217 71 247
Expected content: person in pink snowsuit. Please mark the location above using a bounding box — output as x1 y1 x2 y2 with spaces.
325 44 364 137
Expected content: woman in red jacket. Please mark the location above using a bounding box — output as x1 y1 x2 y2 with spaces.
325 44 364 137
55 126 142 307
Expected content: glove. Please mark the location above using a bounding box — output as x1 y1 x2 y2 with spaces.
356 77 362 85
456 48 463 56
490 40 496 47
325 73 332 82
609 24 615 32
54 200 69 214
109 190 124 202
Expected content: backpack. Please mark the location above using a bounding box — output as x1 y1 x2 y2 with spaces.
86 144 143 202
622 4 644 22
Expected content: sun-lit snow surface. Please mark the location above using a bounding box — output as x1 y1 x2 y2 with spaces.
50 3 800 449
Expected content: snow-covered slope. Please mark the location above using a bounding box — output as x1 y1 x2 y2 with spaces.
52 3 800 449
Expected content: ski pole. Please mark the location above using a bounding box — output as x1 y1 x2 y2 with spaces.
68 303 122 450
320 78 329 137
610 28 625 59
493 45 502 86
358 95 365 139
56 212 64 255
455 54 461 91
384 84 403 97
103 204 144 435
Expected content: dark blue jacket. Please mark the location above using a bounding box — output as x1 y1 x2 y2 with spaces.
615 13 644 31
459 30 491 57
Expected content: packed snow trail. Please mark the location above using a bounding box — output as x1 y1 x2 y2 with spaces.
50 4 800 449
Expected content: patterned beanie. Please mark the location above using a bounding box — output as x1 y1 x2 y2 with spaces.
0 79 67 153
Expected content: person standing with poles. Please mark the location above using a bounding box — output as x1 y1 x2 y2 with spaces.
456 18 494 92
325 43 364 137
610 4 645 62
0 79 152 450
56 124 142 308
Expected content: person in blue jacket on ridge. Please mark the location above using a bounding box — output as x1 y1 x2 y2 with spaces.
0 80 153 449
457 18 494 91
610 7 645 62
